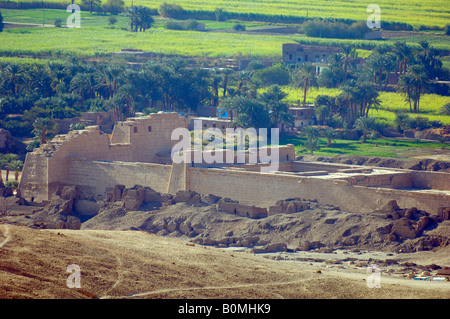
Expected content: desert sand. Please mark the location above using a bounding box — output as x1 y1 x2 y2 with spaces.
0 224 449 299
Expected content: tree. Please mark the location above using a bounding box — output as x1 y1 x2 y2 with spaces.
158 2 184 19
292 63 318 106
33 117 58 144
103 0 124 15
215 8 227 21
2 153 19 182
445 24 450 36
322 127 337 147
259 85 294 132
354 116 375 143
70 72 95 102
220 95 270 129
82 0 101 14
0 11 4 33
399 65 428 113
393 41 412 78
1 64 25 95
436 136 447 150
9 159 23 181
439 103 450 116
252 64 290 87
303 137 320 155
341 44 356 81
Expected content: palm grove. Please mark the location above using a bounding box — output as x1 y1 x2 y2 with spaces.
0 36 447 155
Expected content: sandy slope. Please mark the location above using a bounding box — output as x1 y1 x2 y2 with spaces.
0 224 449 299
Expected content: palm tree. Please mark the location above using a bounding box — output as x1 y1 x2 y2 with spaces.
397 73 414 112
341 44 356 81
33 117 58 144
260 85 293 131
82 0 101 14
10 159 23 181
354 116 375 143
436 136 447 150
70 72 94 102
293 63 318 106
302 125 319 141
407 65 428 113
393 41 412 78
2 153 19 182
303 137 320 155
1 64 25 95
322 127 337 147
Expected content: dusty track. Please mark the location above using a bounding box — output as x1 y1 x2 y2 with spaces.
0 225 449 299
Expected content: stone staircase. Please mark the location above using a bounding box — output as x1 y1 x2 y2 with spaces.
166 161 187 194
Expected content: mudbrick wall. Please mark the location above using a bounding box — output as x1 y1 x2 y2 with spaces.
19 113 449 215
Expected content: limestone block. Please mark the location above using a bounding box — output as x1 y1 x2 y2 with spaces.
66 215 81 230
268 205 283 216
173 190 195 203
143 188 163 203
297 241 311 251
201 194 221 205
61 186 81 201
253 243 287 253
74 199 100 216
392 218 417 239
112 185 125 202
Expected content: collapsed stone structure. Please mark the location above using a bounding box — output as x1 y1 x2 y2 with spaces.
18 112 450 219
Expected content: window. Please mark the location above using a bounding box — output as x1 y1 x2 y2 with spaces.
148 126 152 132
289 54 292 60
203 124 207 128
134 127 138 133
304 55 308 62
213 123 216 128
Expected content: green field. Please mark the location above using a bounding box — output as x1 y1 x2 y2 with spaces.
280 135 447 158
13 0 450 28
277 86 450 125
1 8 450 61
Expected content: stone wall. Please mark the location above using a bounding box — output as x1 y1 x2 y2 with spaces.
67 159 172 196
20 113 188 201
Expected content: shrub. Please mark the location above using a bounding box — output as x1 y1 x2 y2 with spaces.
439 103 450 116
108 16 118 25
5 181 19 189
303 19 370 39
445 24 450 36
233 23 246 31
165 21 185 30
54 18 62 28
252 65 290 86
159 2 185 19
184 19 199 31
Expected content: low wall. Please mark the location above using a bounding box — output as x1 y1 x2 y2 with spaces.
67 159 171 196
187 167 449 215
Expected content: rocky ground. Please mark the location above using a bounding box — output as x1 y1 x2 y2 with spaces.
1 225 449 299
